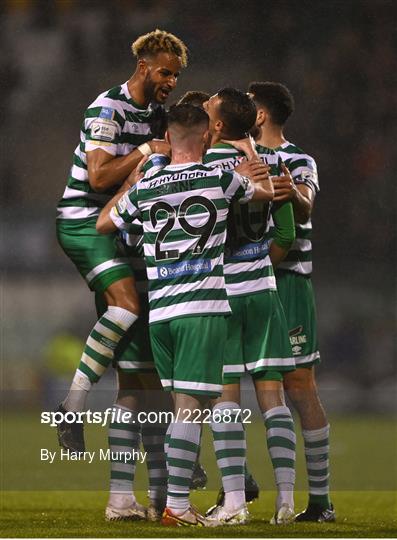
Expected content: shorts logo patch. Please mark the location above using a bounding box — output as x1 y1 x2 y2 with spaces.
289 325 307 354
91 119 117 142
99 107 115 120
157 259 211 280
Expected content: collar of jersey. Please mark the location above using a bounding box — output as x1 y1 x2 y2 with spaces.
211 142 237 150
275 140 291 151
164 162 202 170
121 82 150 111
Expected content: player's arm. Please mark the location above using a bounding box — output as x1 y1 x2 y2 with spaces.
87 139 170 193
96 160 143 234
223 135 258 160
272 163 315 224
96 185 130 234
234 160 274 201
270 201 295 267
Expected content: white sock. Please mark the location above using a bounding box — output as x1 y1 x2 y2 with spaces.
224 489 246 511
166 495 189 515
277 483 294 510
62 369 91 411
108 492 137 508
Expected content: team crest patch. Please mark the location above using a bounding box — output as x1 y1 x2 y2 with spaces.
99 107 115 120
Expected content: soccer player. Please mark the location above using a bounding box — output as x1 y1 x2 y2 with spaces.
248 81 335 522
97 103 272 527
177 90 211 107
55 29 188 452
203 88 297 524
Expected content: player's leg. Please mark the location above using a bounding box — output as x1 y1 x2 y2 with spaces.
283 367 333 520
277 271 334 521
253 374 296 524
63 276 139 411
56 219 139 450
206 382 250 525
245 290 296 524
105 309 169 522
205 297 250 524
150 317 225 527
105 370 146 521
139 371 171 521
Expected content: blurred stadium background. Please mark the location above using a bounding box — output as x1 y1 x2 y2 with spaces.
1 0 396 420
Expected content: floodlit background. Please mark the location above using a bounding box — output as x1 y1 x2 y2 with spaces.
1 0 396 419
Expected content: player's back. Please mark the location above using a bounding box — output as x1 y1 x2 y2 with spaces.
135 162 241 323
204 143 280 296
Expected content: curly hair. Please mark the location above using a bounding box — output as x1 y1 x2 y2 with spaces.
131 29 188 67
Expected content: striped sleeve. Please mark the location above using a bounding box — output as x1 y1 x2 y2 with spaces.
84 99 125 156
110 187 140 230
220 170 254 203
289 155 319 194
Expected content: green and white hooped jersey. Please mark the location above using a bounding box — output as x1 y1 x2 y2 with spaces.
118 154 172 294
272 141 319 275
110 162 254 324
57 82 156 221
118 154 170 294
204 143 281 297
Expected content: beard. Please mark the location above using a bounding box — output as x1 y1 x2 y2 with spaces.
143 75 157 103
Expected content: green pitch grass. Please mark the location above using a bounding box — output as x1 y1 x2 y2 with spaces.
1 415 396 537
1 490 396 537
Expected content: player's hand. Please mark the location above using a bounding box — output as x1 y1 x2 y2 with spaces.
235 160 270 183
272 163 296 201
149 139 171 156
125 155 147 187
223 135 258 160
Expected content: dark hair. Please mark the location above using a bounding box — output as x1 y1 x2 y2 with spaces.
177 90 210 108
217 87 257 139
167 103 209 129
248 81 295 126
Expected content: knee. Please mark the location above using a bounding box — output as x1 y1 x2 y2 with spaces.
104 278 140 315
283 369 317 402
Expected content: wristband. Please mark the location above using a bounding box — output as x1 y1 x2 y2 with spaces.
137 142 152 157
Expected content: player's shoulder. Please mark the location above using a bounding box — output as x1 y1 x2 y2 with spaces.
85 83 129 120
278 141 319 190
277 141 316 166
204 143 240 162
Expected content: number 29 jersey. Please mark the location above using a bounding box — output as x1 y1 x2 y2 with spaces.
110 162 254 324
